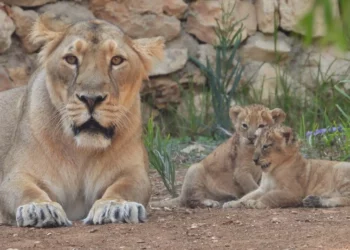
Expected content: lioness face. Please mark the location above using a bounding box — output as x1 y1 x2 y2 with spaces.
33 18 164 149
253 125 298 172
229 105 286 145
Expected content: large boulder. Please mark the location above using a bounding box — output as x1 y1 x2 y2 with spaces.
255 0 279 33
240 32 291 63
186 0 256 45
90 0 181 41
1 0 56 7
0 4 15 54
279 0 340 37
8 6 40 53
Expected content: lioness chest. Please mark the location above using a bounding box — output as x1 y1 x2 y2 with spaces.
34 155 120 220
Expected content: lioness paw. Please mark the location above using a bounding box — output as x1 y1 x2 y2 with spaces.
303 195 322 208
83 200 146 225
16 202 72 228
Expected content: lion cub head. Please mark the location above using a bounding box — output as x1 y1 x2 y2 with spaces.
229 104 286 145
253 125 300 172
30 14 164 149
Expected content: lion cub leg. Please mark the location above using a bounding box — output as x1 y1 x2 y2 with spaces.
234 170 259 195
303 195 350 208
0 177 71 227
83 169 151 225
223 188 264 208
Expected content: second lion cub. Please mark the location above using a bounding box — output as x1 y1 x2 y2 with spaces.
223 125 350 209
151 104 286 208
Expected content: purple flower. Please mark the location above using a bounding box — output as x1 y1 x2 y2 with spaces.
306 126 343 139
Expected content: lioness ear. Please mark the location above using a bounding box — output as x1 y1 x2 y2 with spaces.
30 12 70 46
132 36 165 76
270 108 286 124
229 106 243 123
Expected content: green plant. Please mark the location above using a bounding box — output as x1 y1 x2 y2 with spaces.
189 2 244 137
300 0 350 50
173 82 213 140
144 117 177 197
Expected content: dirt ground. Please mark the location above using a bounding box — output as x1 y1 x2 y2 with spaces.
1 169 350 250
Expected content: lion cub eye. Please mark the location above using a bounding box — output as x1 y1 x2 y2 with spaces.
258 124 265 128
111 56 125 66
64 55 78 65
242 123 248 129
262 144 272 150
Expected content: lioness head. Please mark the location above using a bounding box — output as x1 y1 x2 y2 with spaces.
30 14 164 149
229 104 286 145
253 125 299 172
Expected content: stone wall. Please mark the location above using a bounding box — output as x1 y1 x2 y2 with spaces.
0 0 349 122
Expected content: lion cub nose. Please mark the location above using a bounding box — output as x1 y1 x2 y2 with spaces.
77 94 106 113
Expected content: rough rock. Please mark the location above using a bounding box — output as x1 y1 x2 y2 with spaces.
38 2 95 23
255 0 279 33
8 6 40 53
90 0 181 41
166 30 199 58
296 47 350 85
0 39 37 87
186 0 256 45
279 0 340 37
1 0 56 7
197 44 216 67
0 66 13 92
150 48 188 76
143 77 181 109
240 32 291 63
163 0 188 18
0 4 15 54
251 63 304 103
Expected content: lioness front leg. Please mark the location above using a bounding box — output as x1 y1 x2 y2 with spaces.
84 171 151 225
0 176 71 227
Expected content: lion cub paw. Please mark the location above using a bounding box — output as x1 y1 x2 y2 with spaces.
16 202 72 227
222 200 243 209
83 200 146 225
201 199 221 208
303 195 322 208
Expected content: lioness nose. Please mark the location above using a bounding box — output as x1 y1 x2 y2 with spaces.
77 94 106 112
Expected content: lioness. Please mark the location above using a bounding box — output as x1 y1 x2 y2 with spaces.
151 104 286 208
223 125 350 209
0 15 164 227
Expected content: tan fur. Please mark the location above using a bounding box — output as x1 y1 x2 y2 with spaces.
150 104 286 208
223 125 350 209
0 16 164 227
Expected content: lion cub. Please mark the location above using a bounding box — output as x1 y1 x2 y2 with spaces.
151 104 286 208
223 125 350 209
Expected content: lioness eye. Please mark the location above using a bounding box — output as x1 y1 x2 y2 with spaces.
64 55 78 65
242 123 248 129
258 124 265 128
111 56 125 66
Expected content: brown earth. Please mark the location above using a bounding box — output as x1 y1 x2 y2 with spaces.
1 169 350 250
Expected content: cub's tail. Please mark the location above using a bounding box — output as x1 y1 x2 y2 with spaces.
150 197 181 208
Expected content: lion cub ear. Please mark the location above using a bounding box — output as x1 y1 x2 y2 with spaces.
270 108 286 124
132 37 165 77
30 12 71 46
229 106 243 123
280 126 296 145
